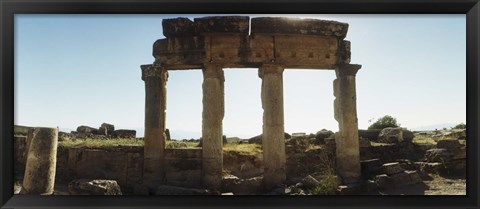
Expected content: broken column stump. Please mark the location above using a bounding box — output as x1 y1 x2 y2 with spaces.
21 127 58 195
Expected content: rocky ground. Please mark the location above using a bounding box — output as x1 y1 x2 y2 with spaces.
14 173 466 195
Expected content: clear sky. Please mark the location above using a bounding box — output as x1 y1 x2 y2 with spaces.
14 14 466 139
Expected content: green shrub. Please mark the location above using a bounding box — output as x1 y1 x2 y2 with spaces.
310 172 338 195
452 123 466 129
368 115 400 130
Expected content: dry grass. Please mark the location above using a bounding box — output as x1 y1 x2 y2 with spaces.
223 143 261 155
371 142 393 147
412 136 437 145
166 141 199 148
306 144 322 151
59 138 261 155
310 153 338 195
58 138 144 149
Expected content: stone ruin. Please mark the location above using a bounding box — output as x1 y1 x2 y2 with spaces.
60 123 137 140
13 16 466 196
140 16 362 191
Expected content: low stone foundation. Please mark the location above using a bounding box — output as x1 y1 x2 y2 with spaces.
14 140 204 194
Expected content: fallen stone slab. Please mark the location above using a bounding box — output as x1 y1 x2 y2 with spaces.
390 172 411 186
436 139 461 150
405 170 423 184
425 148 452 163
76 125 99 134
360 159 382 178
451 146 466 160
68 179 122 195
112 129 136 138
222 175 263 195
337 183 363 195
375 174 393 190
382 162 405 175
396 159 417 171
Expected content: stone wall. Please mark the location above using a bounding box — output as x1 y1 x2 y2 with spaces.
164 148 203 188
66 147 143 193
14 139 204 194
360 143 430 164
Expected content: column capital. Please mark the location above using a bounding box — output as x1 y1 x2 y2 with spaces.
202 64 224 80
335 64 361 77
258 64 284 78
141 64 167 81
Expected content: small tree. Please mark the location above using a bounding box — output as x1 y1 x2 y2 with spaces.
452 123 466 129
368 115 400 130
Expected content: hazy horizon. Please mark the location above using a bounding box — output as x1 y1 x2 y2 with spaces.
14 14 466 139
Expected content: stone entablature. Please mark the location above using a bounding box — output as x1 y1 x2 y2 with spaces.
153 16 351 70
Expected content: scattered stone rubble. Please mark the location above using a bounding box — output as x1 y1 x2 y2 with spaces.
378 127 414 143
419 139 466 175
58 123 137 140
68 179 122 195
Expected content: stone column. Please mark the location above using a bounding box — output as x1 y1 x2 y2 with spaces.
21 127 58 195
333 64 362 184
259 64 286 190
202 64 225 191
141 64 168 188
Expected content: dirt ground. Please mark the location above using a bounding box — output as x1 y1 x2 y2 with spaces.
374 174 466 195
423 176 466 195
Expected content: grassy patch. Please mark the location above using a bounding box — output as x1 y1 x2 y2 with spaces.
166 141 199 148
310 172 338 195
371 142 393 147
223 143 261 155
412 136 437 145
58 138 144 149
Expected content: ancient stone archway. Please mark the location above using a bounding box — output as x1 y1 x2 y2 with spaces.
141 16 362 190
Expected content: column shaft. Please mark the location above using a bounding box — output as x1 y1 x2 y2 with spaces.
142 64 168 188
21 127 58 195
202 64 224 191
334 64 361 184
259 64 286 190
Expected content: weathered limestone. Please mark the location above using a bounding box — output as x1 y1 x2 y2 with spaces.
141 64 168 188
144 16 364 192
21 127 58 195
334 64 361 184
259 64 286 189
202 64 225 191
194 16 250 35
154 16 349 70
68 179 123 195
251 17 349 38
24 128 34 161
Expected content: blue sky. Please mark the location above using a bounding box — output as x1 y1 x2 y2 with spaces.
14 14 466 139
